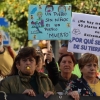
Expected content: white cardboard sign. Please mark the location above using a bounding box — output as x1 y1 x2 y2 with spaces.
68 12 100 56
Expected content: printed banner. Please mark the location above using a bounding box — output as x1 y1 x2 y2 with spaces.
28 5 71 40
0 94 100 100
68 12 100 55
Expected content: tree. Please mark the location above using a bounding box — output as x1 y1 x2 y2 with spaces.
0 0 100 48
79 0 100 15
0 0 49 47
53 0 100 14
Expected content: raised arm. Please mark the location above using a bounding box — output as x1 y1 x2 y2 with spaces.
45 50 59 86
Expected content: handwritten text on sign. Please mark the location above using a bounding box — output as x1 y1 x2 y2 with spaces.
28 5 71 40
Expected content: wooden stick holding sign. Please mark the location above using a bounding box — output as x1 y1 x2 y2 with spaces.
46 40 54 63
47 40 50 64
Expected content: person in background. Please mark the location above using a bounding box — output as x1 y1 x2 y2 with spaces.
46 52 78 94
0 30 16 80
45 44 81 81
65 53 100 99
36 51 47 73
59 44 81 78
36 52 44 72
35 47 48 74
0 47 55 98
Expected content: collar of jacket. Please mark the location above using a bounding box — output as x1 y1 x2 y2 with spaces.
59 72 78 82
18 71 31 82
59 73 68 82
18 71 48 83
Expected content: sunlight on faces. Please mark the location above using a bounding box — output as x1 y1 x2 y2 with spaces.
79 53 98 79
59 56 74 73
80 62 98 78
16 56 37 75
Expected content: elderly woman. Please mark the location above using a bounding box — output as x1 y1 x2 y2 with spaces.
45 51 78 94
65 53 100 99
0 47 55 98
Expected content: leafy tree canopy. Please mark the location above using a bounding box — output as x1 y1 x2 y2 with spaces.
0 0 100 48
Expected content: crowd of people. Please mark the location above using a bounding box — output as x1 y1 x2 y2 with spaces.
0 31 100 100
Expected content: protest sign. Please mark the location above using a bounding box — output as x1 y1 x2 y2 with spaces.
68 12 100 55
0 18 10 46
28 5 71 40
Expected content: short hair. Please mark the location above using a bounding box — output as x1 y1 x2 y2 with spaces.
9 47 40 75
17 47 38 63
58 53 76 66
78 53 98 69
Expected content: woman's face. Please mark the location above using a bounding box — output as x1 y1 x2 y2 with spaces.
59 56 74 73
81 62 98 79
16 56 37 75
36 58 43 72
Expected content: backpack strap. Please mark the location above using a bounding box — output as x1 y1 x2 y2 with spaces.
7 46 14 60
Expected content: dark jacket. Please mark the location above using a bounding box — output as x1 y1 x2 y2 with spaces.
65 77 99 96
45 58 78 92
0 71 55 94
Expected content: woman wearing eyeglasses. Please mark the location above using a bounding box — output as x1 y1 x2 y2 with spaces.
65 53 100 100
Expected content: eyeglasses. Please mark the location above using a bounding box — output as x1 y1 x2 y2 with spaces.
61 43 68 47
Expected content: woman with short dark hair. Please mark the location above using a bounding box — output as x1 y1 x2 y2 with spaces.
0 47 55 98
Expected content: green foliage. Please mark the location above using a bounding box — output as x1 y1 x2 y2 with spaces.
0 0 100 48
79 0 100 15
0 0 51 47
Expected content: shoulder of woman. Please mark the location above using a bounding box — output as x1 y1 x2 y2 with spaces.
0 75 18 84
71 74 78 79
37 72 48 78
